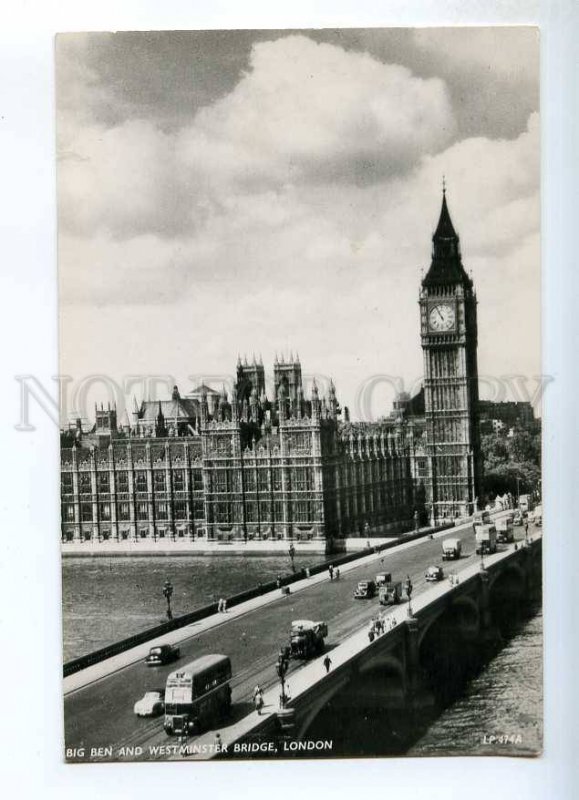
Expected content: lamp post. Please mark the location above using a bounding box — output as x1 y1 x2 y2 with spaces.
163 578 174 620
405 575 413 617
516 476 521 507
288 543 296 573
276 649 290 708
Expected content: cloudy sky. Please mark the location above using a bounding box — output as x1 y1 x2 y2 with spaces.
57 28 540 420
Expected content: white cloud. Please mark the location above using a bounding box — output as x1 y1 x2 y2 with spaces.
58 34 456 240
57 34 541 412
180 36 456 189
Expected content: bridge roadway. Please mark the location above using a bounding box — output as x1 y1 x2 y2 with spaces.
64 516 514 762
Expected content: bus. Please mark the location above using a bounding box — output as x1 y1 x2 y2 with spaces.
164 654 232 736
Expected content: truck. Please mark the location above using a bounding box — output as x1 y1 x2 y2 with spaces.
496 517 514 543
289 619 328 659
441 538 462 560
378 581 402 605
475 523 497 555
375 572 392 587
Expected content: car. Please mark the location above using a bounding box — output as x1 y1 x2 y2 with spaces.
145 644 181 666
425 565 444 582
353 579 377 599
134 690 165 717
513 512 523 526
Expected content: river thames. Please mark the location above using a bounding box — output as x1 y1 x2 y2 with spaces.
62 555 542 757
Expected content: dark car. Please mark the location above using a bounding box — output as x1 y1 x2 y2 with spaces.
353 579 377 599
145 644 181 666
425 565 444 582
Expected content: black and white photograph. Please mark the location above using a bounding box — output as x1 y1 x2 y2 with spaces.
56 26 543 763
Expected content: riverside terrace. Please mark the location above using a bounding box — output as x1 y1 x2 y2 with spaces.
63 513 542 762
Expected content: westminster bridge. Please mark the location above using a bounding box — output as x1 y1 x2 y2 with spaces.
63 517 542 762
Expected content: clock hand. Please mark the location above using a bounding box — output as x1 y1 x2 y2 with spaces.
437 308 444 321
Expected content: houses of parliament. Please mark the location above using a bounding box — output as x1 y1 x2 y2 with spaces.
60 191 483 550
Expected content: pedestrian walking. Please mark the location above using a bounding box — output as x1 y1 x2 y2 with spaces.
222 598 228 613
323 655 332 673
254 690 264 715
328 564 334 581
214 732 222 751
335 568 340 580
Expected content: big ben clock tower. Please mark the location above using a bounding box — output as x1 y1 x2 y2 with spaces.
419 187 482 524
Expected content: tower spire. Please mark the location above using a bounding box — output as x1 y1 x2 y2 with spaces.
422 186 470 288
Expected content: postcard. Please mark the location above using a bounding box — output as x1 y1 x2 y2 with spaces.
57 27 542 762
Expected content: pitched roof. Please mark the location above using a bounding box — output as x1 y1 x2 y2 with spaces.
187 384 220 397
139 398 198 422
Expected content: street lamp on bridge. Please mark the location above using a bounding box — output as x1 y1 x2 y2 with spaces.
163 579 174 621
288 543 296 573
276 648 290 708
405 575 413 617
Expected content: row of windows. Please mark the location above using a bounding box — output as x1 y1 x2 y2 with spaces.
429 419 468 443
211 468 313 494
62 469 204 495
428 349 459 379
209 499 314 524
63 499 206 523
433 456 467 477
428 384 464 412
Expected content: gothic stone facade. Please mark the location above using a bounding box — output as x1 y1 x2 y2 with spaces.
60 365 426 546
60 191 482 544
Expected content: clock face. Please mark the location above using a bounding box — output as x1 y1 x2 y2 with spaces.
429 304 456 332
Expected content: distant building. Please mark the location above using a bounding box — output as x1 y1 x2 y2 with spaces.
479 400 538 435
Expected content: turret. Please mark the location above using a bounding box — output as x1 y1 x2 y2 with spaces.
311 380 320 423
278 382 287 423
250 387 258 423
155 401 166 437
200 389 208 425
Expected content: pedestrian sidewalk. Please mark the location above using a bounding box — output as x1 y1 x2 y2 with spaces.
64 516 503 695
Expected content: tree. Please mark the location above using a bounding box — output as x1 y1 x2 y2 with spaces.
481 427 541 501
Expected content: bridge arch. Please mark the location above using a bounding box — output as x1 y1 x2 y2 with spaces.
297 654 405 739
418 593 480 649
488 561 526 595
